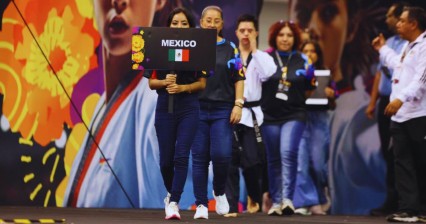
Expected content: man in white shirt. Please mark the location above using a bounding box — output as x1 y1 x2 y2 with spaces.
372 6 426 223
366 2 408 216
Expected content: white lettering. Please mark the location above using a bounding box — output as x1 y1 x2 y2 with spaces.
161 39 197 47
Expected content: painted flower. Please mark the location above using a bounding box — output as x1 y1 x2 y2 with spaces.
1 2 98 146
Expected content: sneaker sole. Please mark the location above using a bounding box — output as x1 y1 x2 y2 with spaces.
194 216 208 220
392 217 418 223
165 215 181 220
268 211 282 216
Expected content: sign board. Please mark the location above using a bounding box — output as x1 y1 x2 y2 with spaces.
306 70 331 105
131 27 216 72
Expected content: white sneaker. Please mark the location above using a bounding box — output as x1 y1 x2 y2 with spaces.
268 203 282 216
164 193 171 213
165 202 181 220
295 207 311 215
194 204 209 219
281 199 295 215
213 191 229 215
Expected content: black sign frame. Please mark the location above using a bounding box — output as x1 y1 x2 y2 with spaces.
132 27 216 72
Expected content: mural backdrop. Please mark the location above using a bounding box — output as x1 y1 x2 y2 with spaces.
0 0 424 215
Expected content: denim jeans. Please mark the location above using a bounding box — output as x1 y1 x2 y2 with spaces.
155 93 199 203
294 111 330 207
261 120 305 204
192 101 233 206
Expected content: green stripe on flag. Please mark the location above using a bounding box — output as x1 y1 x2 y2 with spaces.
168 49 175 61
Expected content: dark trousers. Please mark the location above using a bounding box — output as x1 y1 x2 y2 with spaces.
390 116 426 214
377 96 397 208
225 124 266 213
155 93 199 203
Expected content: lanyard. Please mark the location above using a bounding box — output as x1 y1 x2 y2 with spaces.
275 50 293 80
400 42 418 63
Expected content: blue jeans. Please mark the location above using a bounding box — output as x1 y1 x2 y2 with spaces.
155 93 199 203
192 101 233 206
262 120 305 204
294 111 330 207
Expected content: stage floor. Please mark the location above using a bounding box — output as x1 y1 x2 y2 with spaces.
0 207 390 224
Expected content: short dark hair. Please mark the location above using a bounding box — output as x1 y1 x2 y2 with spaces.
404 6 426 32
166 7 196 28
268 20 302 51
235 14 258 31
391 2 410 18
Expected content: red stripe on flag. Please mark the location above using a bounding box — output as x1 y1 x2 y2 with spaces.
182 49 189 62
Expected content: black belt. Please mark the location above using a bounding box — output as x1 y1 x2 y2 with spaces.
234 104 265 154
244 100 261 108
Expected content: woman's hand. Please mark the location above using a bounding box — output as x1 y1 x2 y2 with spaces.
230 105 242 124
324 87 335 99
164 74 177 86
166 83 183 94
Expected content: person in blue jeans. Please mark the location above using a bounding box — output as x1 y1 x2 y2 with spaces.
191 5 245 220
145 7 207 220
293 40 337 215
261 20 316 216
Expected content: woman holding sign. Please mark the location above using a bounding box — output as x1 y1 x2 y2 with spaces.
191 5 245 219
145 7 207 220
260 20 316 216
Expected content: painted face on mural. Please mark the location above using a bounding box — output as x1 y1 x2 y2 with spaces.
94 0 157 56
290 0 349 79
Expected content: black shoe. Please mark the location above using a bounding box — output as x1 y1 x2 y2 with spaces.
370 205 398 216
386 212 418 223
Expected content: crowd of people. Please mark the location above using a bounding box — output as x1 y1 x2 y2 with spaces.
63 0 426 223
152 4 322 220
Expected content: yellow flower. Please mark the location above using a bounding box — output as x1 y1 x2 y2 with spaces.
132 34 144 52
132 52 144 63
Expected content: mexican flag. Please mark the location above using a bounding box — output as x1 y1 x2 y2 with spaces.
168 49 189 62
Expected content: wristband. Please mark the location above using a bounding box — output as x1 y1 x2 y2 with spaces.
235 99 244 105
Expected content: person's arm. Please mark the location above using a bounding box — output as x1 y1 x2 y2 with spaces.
324 86 336 110
303 62 316 98
230 80 244 124
372 34 401 70
252 51 277 82
365 70 381 119
166 77 206 94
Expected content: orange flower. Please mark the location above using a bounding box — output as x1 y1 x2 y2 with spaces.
1 2 99 146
